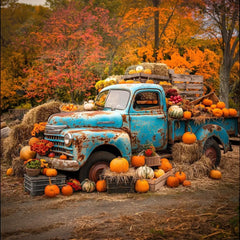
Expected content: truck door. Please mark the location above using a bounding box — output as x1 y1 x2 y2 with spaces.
129 89 168 151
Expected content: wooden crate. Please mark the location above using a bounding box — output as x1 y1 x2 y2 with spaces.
123 73 170 83
190 91 219 105
147 169 174 192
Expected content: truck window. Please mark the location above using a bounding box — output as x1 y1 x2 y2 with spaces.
105 89 130 110
133 91 159 111
95 90 109 107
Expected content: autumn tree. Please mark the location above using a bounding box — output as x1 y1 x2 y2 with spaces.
198 0 239 107
25 1 114 103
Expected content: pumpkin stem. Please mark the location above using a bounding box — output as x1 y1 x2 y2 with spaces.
49 177 52 185
188 125 193 133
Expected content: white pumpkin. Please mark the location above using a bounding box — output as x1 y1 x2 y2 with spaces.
136 65 144 73
84 100 95 111
136 165 154 179
168 105 183 119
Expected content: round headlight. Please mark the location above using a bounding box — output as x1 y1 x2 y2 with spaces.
64 133 73 147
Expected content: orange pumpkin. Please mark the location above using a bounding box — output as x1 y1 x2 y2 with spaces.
96 179 107 192
202 98 213 106
119 80 126 84
210 169 222 179
210 104 217 109
212 108 223 117
183 111 192 119
46 168 58 177
144 69 152 74
61 185 73 196
166 176 179 188
228 108 238 117
129 69 136 74
60 154 67 160
182 131 196 144
154 169 165 178
222 108 229 117
135 179 149 193
175 171 186 183
20 146 37 161
45 178 60 197
160 158 169 164
131 155 145 167
126 80 135 83
216 101 225 109
42 167 49 175
6 168 14 176
183 180 191 186
110 157 129 173
159 160 172 172
146 79 154 83
28 137 40 147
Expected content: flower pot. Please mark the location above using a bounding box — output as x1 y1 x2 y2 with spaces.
26 168 41 177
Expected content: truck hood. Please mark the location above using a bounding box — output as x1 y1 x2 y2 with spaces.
48 111 123 129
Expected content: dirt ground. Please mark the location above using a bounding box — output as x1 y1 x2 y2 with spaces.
1 145 239 240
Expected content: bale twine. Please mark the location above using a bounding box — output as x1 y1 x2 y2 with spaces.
172 142 202 164
173 155 213 180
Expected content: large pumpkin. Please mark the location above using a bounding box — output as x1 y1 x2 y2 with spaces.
81 179 96 192
110 157 129 173
182 131 196 144
135 179 149 193
212 108 223 117
20 146 36 161
168 105 183 119
136 165 154 179
131 155 145 167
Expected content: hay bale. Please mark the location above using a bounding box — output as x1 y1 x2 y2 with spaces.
2 101 62 164
172 142 202 164
153 63 168 76
173 155 213 180
12 157 25 177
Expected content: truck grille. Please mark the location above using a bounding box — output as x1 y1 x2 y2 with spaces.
45 133 74 158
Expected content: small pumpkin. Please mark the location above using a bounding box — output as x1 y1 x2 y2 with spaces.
183 111 192 119
44 178 60 197
81 179 96 192
212 108 223 117
46 168 58 177
182 131 196 144
135 179 149 193
210 104 217 109
216 101 225 109
143 69 152 74
166 176 179 188
182 180 191 186
28 137 40 147
6 168 14 176
158 161 172 172
129 69 136 74
42 167 49 175
96 179 107 192
60 154 67 160
131 155 145 167
20 146 36 161
146 79 154 83
228 108 238 117
210 169 222 179
168 105 183 119
61 185 73 196
136 165 154 179
222 108 229 117
175 171 186 183
154 169 165 178
110 156 129 173
202 98 213 106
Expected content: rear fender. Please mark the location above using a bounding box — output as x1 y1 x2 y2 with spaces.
195 124 230 152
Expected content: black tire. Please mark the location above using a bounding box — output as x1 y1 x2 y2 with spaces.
79 151 116 182
203 138 221 166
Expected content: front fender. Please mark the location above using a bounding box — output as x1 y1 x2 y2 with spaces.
69 128 131 167
195 124 230 152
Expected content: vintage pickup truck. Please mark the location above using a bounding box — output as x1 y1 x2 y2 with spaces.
42 83 238 182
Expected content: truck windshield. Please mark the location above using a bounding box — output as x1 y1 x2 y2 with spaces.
105 90 130 110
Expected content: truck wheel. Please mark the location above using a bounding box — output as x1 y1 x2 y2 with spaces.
79 151 116 182
203 138 221 166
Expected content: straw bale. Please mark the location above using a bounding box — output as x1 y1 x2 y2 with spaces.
173 155 213 180
12 157 25 177
153 63 168 76
172 142 202 164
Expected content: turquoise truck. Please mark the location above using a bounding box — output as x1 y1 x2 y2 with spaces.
42 83 238 182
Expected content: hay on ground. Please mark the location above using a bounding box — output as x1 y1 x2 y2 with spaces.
173 155 213 180
172 142 202 164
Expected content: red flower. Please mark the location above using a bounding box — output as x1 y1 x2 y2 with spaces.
145 149 153 157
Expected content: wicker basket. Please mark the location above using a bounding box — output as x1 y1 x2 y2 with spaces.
145 155 162 167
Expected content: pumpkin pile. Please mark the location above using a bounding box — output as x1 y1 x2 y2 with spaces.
60 103 78 112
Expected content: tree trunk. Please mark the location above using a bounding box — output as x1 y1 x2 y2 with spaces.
219 64 230 108
152 0 160 62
